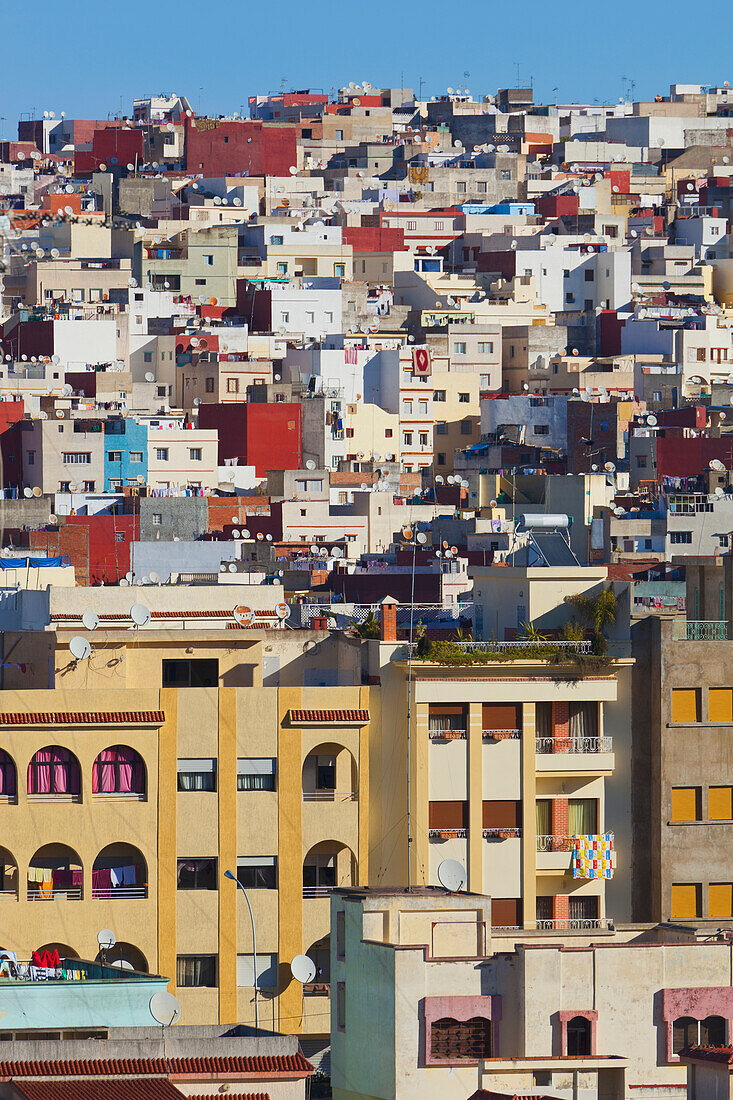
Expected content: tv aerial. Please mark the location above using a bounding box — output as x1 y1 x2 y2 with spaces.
437 859 466 893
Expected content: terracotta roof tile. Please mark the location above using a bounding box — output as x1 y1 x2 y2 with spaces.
52 611 280 622
0 712 165 727
290 709 369 724
189 1095 270 1100
11 1081 183 1100
0 1055 313 1079
678 1045 733 1064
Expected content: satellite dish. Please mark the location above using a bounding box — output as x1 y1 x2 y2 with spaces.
23 487 33 498
241 528 250 539
716 486 725 497
647 414 658 426
49 514 57 524
136 474 145 484
70 636 91 661
97 929 115 950
276 601 289 619
145 372 155 383
305 459 317 470
290 954 317 984
437 859 466 893
32 486 42 498
149 572 160 584
232 529 240 538
228 563 237 573
82 611 99 631
416 532 428 545
149 990 181 1027
60 384 72 397
130 603 151 627
234 605 254 626
604 462 616 472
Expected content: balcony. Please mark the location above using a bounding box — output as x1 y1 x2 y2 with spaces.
535 736 615 773
534 917 614 931
536 835 576 852
429 729 467 741
673 620 732 641
429 828 468 840
483 827 521 839
537 736 612 754
483 728 521 741
302 791 357 802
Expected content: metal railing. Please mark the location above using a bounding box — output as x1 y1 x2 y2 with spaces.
429 727 467 739
483 728 521 740
535 917 614 931
483 827 522 839
536 736 613 754
303 885 337 898
302 791 358 802
0 890 18 901
28 886 82 901
537 832 613 852
673 620 732 641
429 828 468 839
91 886 148 900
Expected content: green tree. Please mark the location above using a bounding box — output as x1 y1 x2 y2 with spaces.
564 588 617 655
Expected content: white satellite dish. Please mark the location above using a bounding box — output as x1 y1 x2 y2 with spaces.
82 611 99 631
136 474 145 485
715 486 725 497
290 954 317 984
130 603 151 627
145 372 155 383
437 859 466 892
149 572 160 584
193 397 201 406
149 990 181 1027
647 414 658 426
70 636 91 661
242 528 250 539
49 514 57 524
305 459 316 470
232 529 241 539
61 383 72 397
97 928 116 950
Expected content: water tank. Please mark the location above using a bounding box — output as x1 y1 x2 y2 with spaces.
518 513 570 529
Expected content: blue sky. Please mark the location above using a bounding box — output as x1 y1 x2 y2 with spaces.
2 0 729 128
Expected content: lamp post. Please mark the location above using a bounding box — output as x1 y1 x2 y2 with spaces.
224 869 259 1028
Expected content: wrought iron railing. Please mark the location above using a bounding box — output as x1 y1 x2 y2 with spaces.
536 736 613 754
483 728 521 740
535 917 613 930
673 620 732 641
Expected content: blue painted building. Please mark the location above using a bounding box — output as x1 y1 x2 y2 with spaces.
103 418 148 491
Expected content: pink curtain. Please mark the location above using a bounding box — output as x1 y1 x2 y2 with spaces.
28 749 52 794
117 747 134 794
28 748 79 795
92 747 143 794
0 751 16 796
93 749 117 794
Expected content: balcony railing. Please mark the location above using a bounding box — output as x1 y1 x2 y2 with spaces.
429 828 467 840
303 885 337 898
429 728 467 740
483 827 521 839
302 791 358 802
0 889 18 901
536 736 613 754
535 917 614 931
28 886 82 901
91 886 148 900
536 833 613 852
673 620 732 641
483 728 521 741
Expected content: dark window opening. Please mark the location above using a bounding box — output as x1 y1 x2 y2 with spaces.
177 858 217 890
431 1017 493 1060
163 658 219 687
567 1016 592 1056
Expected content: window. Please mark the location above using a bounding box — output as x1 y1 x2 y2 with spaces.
403 432 413 446
419 431 428 446
477 182 487 193
671 787 702 821
434 390 446 402
237 952 278 989
156 386 166 398
584 269 595 282
143 352 153 364
453 342 467 355
566 1016 592 1057
385 428 393 438
237 857 277 889
127 451 143 464
436 421 448 435
177 955 217 987
27 747 80 796
671 883 702 920
27 450 35 465
107 451 122 462
281 312 290 324
227 378 239 394
709 787 733 820
673 1016 726 1054
83 480 95 492
177 758 217 792
709 689 733 723
177 858 217 890
194 278 207 286
478 341 494 354
709 883 733 918
458 392 470 403
204 254 214 266
334 263 345 277
335 129 344 141
164 659 219 688
237 758 276 791
115 532 125 542
156 448 169 461
336 910 346 959
189 447 202 461
337 981 346 1030
406 220 417 231
437 452 446 465
460 420 472 435
277 262 288 275
431 1017 493 1060
534 424 550 435
670 531 692 544
62 453 91 464
568 798 597 834
672 688 701 723
456 181 467 193
151 513 162 526
636 455 647 469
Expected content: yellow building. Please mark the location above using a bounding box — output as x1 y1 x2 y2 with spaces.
0 616 370 1054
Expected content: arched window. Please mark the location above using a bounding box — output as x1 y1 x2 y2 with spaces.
673 1016 698 1054
92 746 145 795
0 751 16 799
431 1017 493 1060
28 747 80 796
567 1016 592 1056
701 1016 726 1047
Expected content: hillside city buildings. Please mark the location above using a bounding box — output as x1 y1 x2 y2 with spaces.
1 76 733 1098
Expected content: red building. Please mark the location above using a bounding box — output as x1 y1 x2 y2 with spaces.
0 401 25 490
198 402 301 476
75 127 144 174
184 118 298 178
29 515 139 586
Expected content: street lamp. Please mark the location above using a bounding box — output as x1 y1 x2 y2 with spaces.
224 869 259 1028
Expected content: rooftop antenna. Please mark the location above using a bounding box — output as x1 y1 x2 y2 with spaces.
437 859 466 893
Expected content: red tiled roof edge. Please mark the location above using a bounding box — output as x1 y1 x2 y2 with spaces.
0 1054 314 1078
290 709 370 723
0 712 166 727
677 1045 733 1064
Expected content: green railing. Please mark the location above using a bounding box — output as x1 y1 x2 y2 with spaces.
673 621 732 641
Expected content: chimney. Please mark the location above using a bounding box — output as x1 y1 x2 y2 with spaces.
380 596 398 642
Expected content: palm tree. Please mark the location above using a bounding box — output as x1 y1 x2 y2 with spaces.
564 589 617 655
353 610 380 639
